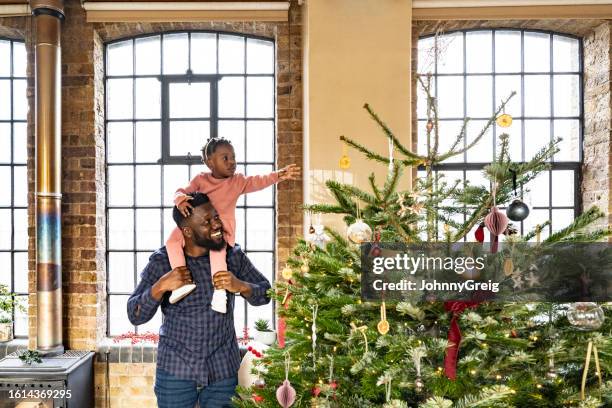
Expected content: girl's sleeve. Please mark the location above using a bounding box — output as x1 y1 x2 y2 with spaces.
174 174 203 205
234 171 280 194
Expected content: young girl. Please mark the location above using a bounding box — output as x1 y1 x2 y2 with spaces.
167 137 300 311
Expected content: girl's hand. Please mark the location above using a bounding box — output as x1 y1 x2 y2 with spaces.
278 164 301 181
177 199 194 217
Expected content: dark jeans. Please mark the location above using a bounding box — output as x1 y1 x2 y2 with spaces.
154 368 238 408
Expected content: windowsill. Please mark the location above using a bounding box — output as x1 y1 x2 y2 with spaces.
96 337 249 364
0 338 28 360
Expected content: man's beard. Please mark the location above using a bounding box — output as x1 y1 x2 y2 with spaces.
193 231 226 251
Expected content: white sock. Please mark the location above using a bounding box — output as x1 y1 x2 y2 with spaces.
211 288 227 313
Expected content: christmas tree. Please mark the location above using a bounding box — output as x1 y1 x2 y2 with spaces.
234 75 612 407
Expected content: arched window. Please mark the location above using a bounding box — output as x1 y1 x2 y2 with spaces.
417 29 582 240
105 32 276 336
0 38 28 337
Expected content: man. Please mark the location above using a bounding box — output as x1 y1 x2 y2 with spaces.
127 192 271 407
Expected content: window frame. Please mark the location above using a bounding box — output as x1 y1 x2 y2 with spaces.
104 30 277 337
417 28 583 237
0 37 28 338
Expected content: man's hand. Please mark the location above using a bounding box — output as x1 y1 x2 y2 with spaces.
277 164 300 181
151 266 193 301
177 198 194 217
213 271 252 297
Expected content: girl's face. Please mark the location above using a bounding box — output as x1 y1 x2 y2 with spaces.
205 144 236 178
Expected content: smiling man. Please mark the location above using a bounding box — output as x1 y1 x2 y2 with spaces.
127 192 271 407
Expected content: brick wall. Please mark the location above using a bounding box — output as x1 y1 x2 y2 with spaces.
1 0 302 406
412 19 612 230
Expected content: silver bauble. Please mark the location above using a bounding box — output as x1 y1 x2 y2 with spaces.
347 219 372 244
567 302 605 331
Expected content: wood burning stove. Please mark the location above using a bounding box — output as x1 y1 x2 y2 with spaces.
0 350 94 408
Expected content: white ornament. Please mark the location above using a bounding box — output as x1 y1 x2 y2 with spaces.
306 225 331 248
347 219 372 244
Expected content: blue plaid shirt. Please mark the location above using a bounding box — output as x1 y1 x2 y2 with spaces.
127 245 271 385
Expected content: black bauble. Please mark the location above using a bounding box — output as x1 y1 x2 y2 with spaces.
506 199 530 221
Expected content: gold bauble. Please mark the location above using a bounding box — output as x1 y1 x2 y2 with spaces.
496 113 513 128
377 320 389 335
281 265 293 280
339 154 351 170
503 258 514 276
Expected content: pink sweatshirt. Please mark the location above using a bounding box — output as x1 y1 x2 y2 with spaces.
174 171 279 246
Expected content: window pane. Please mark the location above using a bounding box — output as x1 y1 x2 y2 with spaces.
246 208 273 250
14 295 28 337
246 120 274 163
248 300 272 333
218 121 245 162
418 36 436 75
135 78 161 119
139 308 162 333
0 210 10 249
416 78 435 119
108 252 135 293
108 166 134 206
12 42 26 77
136 209 162 250
247 77 274 118
107 79 133 120
136 165 161 206
12 79 27 120
107 40 133 76
219 35 245 74
0 253 10 289
13 209 26 250
553 35 579 72
0 80 10 119
551 209 574 233
466 31 492 73
234 208 245 247
437 120 464 163
163 33 189 75
163 208 176 243
495 75 521 118
524 32 550 72
245 252 273 284
169 82 210 119
191 33 217 74
163 165 189 207
551 170 574 207
245 165 274 206
495 31 521 73
437 76 463 118
107 122 133 163
109 295 132 336
497 119 522 162
466 120 493 163
0 40 9 76
466 76 492 118
219 77 245 118
169 121 210 157
554 119 579 162
524 75 550 117
0 123 9 163
437 32 463 74
247 38 274 74
13 166 27 207
0 167 10 206
553 75 579 117
108 209 134 250
135 35 160 75
233 296 246 335
13 252 27 293
13 122 26 164
527 171 549 207
524 120 550 162
135 121 161 163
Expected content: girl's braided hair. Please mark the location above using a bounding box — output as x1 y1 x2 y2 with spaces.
201 137 233 162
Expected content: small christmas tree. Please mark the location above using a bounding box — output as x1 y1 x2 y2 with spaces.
234 76 611 407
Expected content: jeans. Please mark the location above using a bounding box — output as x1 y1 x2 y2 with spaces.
154 368 238 408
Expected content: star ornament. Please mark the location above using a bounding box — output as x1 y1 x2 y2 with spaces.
511 273 523 289
525 271 540 288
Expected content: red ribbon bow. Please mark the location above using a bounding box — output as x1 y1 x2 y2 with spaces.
444 301 480 380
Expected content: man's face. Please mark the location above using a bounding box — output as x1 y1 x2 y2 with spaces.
183 202 225 251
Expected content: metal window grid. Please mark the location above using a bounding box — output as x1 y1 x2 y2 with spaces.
417 29 583 239
104 31 277 337
0 37 28 338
